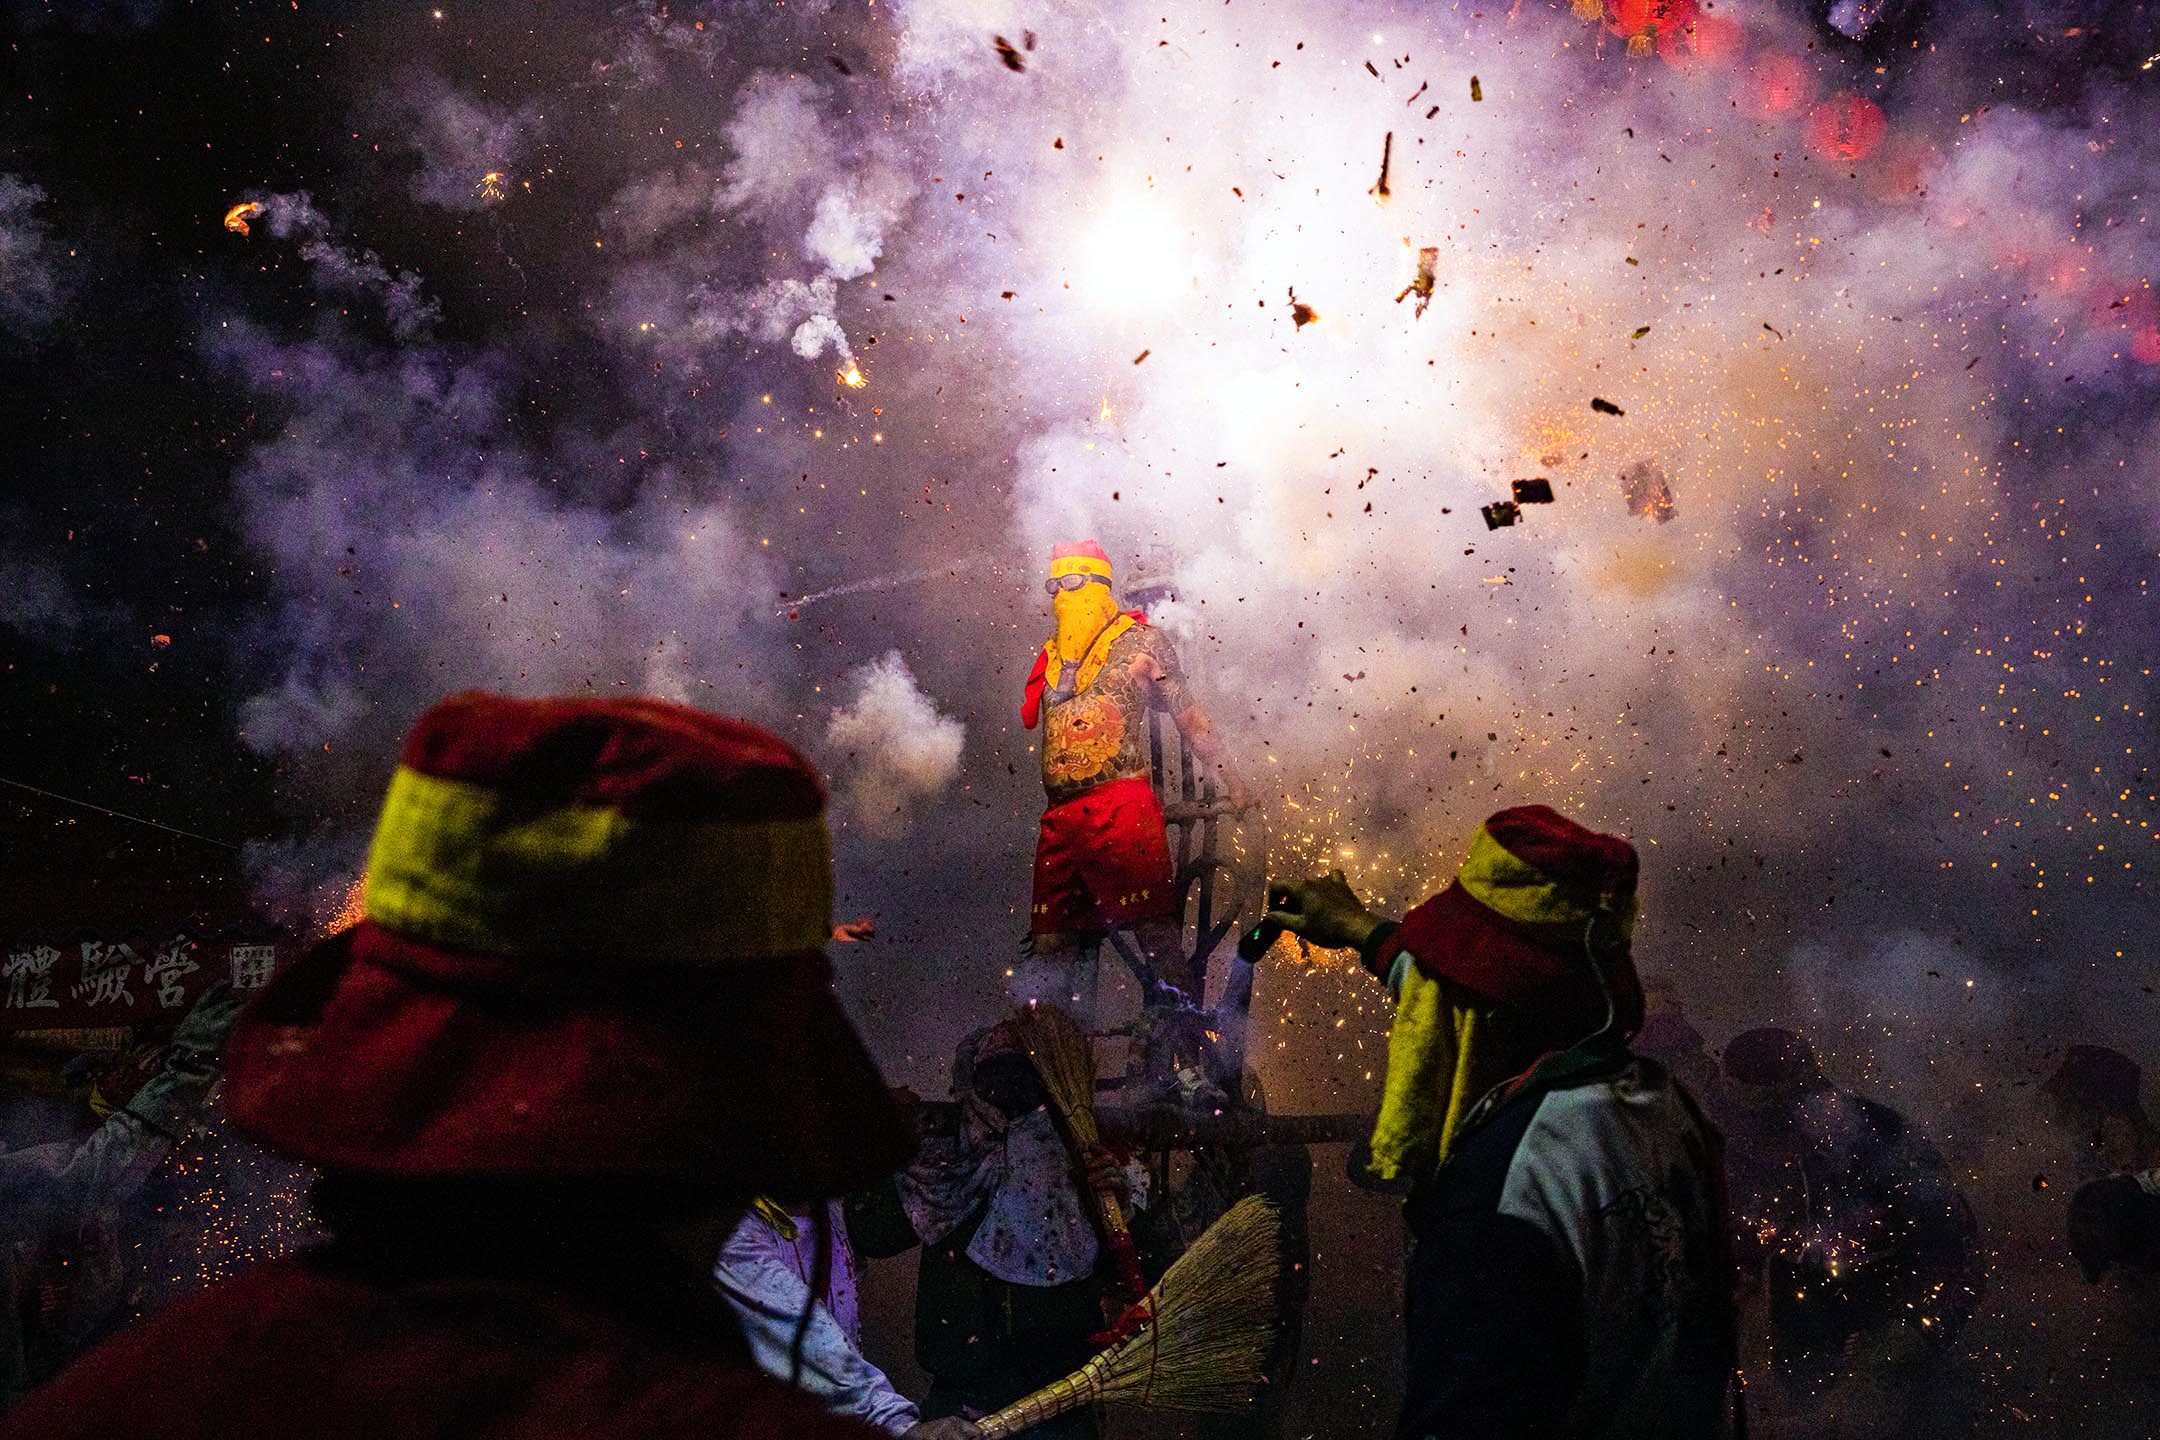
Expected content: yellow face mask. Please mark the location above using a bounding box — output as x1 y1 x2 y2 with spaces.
1051 583 1122 666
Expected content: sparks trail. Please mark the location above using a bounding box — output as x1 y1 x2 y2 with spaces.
780 552 998 616
0 776 239 849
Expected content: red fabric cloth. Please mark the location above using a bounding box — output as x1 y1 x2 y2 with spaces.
1380 884 1645 1047
1020 611 1149 729
399 692 826 821
228 928 911 1198
1376 805 1646 1047
1029 777 1176 936
0 1252 888 1440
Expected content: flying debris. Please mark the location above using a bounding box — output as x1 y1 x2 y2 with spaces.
222 200 266 236
1469 75 1483 102
1289 288 1319 328
1512 478 1555 504
1618 459 1677 524
475 171 508 204
1631 325 1652 339
838 361 867 390
1591 396 1626 416
994 35 1026 72
1395 245 1439 316
1481 501 1521 530
1369 131 1394 201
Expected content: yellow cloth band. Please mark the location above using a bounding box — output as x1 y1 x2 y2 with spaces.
1456 824 1636 939
1048 554 1113 581
364 766 832 964
750 1197 801 1241
1368 967 1486 1181
1041 612 1136 696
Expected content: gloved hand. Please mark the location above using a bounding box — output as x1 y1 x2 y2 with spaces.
1082 1144 1133 1206
167 982 246 1073
1265 870 1389 952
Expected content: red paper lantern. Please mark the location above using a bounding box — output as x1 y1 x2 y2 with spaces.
1805 93 1888 162
1746 53 1816 115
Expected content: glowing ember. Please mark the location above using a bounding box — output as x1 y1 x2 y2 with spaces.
222 201 265 236
328 873 366 935
838 361 867 389
474 171 508 203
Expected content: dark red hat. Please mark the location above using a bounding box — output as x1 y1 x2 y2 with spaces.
1378 804 1644 1046
225 693 910 1197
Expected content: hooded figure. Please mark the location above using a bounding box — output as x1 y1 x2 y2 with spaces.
1264 805 1737 1440
2 694 924 1440
1017 541 1245 1023
847 1020 1115 1439
1716 1027 1980 1432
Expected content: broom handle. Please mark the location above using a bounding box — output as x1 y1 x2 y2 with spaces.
1094 1186 1150 1307
1058 1100 1149 1307
973 1357 1105 1438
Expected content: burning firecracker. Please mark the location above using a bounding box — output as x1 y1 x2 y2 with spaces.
1395 245 1439 316
838 360 868 389
222 201 265 237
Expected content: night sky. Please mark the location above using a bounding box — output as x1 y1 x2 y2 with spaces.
5 0 2160 1431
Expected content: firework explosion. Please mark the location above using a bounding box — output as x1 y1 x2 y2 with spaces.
4 0 2158 1431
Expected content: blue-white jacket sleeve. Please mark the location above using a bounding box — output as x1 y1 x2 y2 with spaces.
711 1218 921 1437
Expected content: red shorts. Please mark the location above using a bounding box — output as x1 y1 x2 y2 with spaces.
1030 777 1177 937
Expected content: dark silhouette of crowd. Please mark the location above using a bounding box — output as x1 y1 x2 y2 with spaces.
1 691 2146 1439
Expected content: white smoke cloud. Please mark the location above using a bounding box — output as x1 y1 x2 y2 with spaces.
825 651 966 840
263 191 441 340
394 85 545 212
0 174 61 338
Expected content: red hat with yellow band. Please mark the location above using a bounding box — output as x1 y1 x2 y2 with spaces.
224 692 910 1196
1377 804 1645 1047
1048 539 1114 582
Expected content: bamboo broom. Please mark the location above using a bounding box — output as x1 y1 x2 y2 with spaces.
973 1194 1282 1438
1013 1002 1150 1315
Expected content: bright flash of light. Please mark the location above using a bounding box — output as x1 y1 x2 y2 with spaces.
223 201 266 236
1073 197 1191 313
838 361 867 389
1099 396 1113 420
475 171 508 203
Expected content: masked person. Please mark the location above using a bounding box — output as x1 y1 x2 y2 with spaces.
1718 1027 1980 1436
3 693 922 1440
1263 805 1738 1440
1017 540 1246 1026
847 1020 1125 1439
0 984 241 1417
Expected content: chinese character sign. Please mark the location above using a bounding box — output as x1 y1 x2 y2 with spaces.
230 945 277 990
71 942 140 1010
4 946 62 1011
145 934 203 1009
0 936 290 1028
